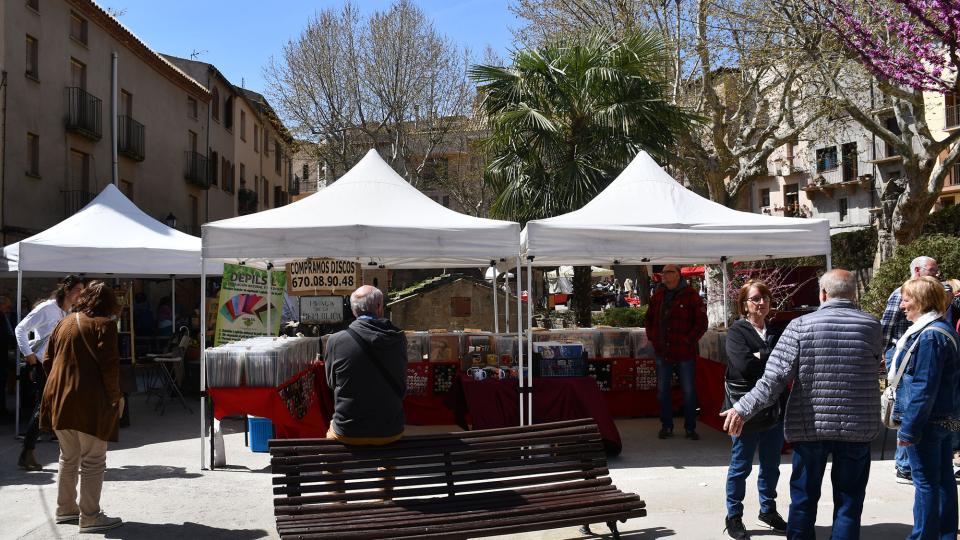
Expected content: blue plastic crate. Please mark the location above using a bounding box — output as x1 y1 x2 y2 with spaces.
247 416 274 453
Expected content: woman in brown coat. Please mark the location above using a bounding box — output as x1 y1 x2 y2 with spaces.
40 281 123 533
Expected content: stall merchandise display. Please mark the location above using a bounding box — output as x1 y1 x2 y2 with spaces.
205 336 321 388
697 329 728 363
598 328 631 358
428 333 461 363
463 333 497 370
405 332 428 362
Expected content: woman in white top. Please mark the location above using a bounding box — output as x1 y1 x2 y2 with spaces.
16 275 84 471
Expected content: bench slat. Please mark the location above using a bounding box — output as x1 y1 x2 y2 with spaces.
270 430 602 467
278 488 638 530
273 459 607 495
273 452 603 493
275 477 614 517
271 440 603 476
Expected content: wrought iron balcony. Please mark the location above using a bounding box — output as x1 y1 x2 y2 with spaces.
118 115 145 161
65 87 102 140
61 190 95 218
184 151 210 189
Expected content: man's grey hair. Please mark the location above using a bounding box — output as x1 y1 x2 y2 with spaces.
819 269 857 300
350 286 383 317
909 256 935 277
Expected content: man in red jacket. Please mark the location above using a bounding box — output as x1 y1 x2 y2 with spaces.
645 264 708 440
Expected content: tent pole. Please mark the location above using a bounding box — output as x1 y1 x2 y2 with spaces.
504 268 509 332
200 262 207 470
15 269 22 435
267 262 272 337
490 261 499 333
171 275 176 336
526 257 533 425
516 256 524 426
826 252 832 271
721 257 730 328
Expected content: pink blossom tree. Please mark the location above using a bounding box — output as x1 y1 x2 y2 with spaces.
819 0 958 93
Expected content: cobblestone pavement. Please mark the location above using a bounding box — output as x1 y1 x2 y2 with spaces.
0 394 918 539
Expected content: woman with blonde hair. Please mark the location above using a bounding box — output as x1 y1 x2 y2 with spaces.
40 281 123 533
892 276 960 539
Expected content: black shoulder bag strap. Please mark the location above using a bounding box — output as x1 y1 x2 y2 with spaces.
345 327 404 399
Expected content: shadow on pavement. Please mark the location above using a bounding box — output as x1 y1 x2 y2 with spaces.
0 468 55 487
106 464 202 482
815 522 913 539
102 521 270 539
584 526 676 539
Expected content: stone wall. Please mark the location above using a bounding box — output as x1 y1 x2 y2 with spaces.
389 278 518 332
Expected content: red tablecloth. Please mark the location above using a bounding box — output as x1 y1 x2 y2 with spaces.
209 365 334 439
695 356 727 432
445 375 623 455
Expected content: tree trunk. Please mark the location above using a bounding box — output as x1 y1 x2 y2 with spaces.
571 266 593 327
872 168 939 270
636 266 650 306
705 262 735 328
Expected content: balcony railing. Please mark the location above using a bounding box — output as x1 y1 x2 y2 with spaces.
65 87 102 140
118 115 145 161
61 190 95 218
947 103 960 129
184 151 210 189
289 176 300 196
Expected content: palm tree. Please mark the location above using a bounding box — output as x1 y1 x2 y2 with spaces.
470 31 695 326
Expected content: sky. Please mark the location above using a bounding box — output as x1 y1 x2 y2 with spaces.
103 0 521 94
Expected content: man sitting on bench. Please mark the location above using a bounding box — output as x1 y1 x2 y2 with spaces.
324 285 407 446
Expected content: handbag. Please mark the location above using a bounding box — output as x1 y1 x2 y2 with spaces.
882 325 957 429
725 379 780 433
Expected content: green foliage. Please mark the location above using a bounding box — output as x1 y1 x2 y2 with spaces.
592 306 647 327
831 227 878 272
470 31 697 222
861 234 960 317
922 204 960 237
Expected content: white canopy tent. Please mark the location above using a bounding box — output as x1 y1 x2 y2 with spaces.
198 149 522 469
5 183 219 433
516 151 832 423
521 151 831 266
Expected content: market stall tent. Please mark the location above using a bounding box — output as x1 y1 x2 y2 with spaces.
3 183 215 276
202 149 520 268
521 151 831 266
198 149 523 469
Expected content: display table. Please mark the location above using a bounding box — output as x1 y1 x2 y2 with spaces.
445 374 623 455
209 365 333 439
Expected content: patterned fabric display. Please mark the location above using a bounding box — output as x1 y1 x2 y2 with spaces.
279 371 316 420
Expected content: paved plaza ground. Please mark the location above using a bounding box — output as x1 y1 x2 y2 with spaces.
0 394 921 539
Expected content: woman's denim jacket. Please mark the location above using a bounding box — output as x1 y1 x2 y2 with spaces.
896 319 960 444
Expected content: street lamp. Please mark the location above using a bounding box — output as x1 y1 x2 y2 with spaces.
165 212 177 229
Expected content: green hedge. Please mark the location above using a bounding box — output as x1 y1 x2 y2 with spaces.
592 306 647 327
831 227 877 272
923 204 960 237
861 234 960 317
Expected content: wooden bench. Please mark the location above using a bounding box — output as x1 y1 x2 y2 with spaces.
269 418 646 539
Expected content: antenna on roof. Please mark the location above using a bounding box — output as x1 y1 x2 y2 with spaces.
190 49 207 60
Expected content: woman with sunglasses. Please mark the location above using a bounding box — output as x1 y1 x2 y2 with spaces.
722 280 787 540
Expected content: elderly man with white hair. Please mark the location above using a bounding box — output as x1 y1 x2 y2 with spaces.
323 285 407 445
720 269 882 540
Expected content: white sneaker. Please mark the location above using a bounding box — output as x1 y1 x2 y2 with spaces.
79 512 122 533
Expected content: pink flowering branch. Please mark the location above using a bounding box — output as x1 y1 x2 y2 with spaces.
814 0 959 93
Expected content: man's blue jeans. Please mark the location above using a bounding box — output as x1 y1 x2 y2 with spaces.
787 440 871 540
905 423 958 540
726 422 784 518
656 357 697 432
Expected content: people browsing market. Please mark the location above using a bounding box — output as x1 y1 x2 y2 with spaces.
890 276 960 540
722 281 787 539
720 269 882 539
40 281 124 533
645 264 708 441
14 275 84 471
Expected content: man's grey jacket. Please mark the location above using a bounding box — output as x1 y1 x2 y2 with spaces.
733 298 883 443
